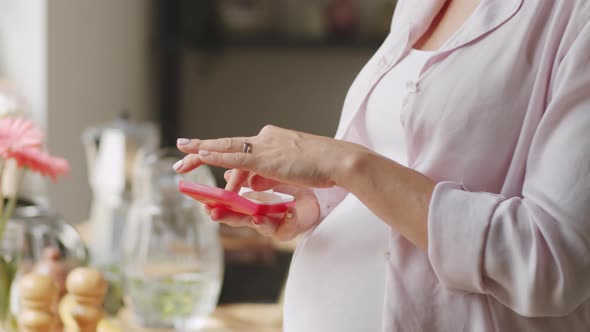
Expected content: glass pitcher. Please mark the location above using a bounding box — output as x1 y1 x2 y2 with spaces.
121 149 223 331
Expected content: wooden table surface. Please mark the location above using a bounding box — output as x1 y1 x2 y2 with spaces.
115 303 283 332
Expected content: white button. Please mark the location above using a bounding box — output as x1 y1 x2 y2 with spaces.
406 80 419 93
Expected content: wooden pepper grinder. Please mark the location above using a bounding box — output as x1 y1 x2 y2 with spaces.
66 267 107 332
18 273 59 332
32 247 70 331
33 247 69 298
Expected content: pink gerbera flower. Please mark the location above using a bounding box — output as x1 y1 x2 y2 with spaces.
0 116 68 180
6 147 69 181
0 116 44 156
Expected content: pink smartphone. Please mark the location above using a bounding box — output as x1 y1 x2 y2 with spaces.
178 180 295 216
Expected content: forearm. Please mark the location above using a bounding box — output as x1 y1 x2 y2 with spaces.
336 148 435 250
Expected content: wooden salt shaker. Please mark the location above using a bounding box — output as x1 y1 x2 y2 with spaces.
66 267 107 332
18 274 58 332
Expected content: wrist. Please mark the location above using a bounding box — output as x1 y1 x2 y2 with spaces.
334 145 374 190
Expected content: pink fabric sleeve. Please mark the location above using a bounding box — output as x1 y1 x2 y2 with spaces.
427 19 590 318
313 187 349 221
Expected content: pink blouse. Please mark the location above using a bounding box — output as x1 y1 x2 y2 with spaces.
313 0 590 330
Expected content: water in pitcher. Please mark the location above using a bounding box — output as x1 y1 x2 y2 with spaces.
126 270 221 330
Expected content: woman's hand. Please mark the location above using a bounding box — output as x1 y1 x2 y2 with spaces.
174 125 370 189
174 125 434 248
206 170 320 241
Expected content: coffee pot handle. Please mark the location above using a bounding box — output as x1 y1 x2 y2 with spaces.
81 127 102 185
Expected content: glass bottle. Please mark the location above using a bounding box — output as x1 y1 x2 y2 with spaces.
121 149 222 331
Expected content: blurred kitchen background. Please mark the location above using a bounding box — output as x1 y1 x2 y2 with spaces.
0 0 395 330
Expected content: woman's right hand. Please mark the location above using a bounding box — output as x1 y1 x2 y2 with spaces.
205 170 320 241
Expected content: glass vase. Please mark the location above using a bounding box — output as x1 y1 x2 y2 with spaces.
0 222 24 332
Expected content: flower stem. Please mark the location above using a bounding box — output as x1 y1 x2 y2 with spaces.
0 257 9 322
0 255 18 328
0 159 5 225
0 169 22 239
0 160 5 240
1 197 17 235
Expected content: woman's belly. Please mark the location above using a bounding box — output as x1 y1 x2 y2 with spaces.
283 193 390 332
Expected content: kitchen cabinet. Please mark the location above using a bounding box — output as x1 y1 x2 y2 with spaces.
153 0 391 146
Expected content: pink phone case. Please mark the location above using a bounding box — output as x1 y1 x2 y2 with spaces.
178 180 295 216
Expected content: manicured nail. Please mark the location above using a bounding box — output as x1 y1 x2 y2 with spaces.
177 138 190 145
252 218 262 226
199 150 210 156
173 159 184 171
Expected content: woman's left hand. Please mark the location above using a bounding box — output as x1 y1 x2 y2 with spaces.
174 125 370 189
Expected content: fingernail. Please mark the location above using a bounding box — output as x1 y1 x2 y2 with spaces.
252 218 262 226
173 159 184 171
199 150 210 156
177 138 190 145
224 170 232 179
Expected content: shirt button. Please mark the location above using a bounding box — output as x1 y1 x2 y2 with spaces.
406 80 419 93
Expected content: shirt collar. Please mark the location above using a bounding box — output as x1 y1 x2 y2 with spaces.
335 0 524 140
395 0 524 52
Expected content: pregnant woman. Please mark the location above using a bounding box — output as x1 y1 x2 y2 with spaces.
175 0 590 331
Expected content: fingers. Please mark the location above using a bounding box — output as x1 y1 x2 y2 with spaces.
210 208 280 237
174 149 255 173
209 208 251 227
177 137 251 154
251 215 280 237
225 169 283 192
272 184 301 196
225 169 249 192
173 153 203 173
223 170 232 182
208 204 301 241
273 211 300 241
248 173 281 191
197 150 255 170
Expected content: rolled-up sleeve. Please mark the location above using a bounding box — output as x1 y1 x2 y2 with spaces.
427 18 590 318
